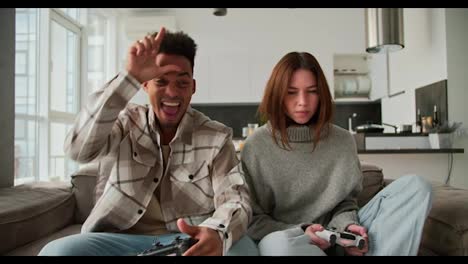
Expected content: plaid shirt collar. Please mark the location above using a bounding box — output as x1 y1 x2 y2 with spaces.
148 105 195 146
146 105 196 165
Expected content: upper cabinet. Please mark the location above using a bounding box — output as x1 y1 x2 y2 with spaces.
333 53 388 102
333 54 371 101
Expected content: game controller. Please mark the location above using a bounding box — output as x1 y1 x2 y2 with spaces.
137 236 198 256
315 227 366 250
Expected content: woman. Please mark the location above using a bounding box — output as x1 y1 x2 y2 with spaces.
241 52 433 256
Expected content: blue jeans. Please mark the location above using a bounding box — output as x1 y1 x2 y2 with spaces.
38 232 259 256
258 175 433 256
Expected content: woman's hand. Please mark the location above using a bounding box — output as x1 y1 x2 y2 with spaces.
304 224 333 250
343 224 369 256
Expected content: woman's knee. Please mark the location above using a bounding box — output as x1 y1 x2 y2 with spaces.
258 229 326 256
402 175 432 197
227 235 259 256
258 230 290 255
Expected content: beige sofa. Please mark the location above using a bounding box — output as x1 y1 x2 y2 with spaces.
1 163 467 256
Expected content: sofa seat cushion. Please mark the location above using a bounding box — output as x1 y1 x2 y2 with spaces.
5 224 82 256
0 182 75 255
421 184 468 255
357 163 384 208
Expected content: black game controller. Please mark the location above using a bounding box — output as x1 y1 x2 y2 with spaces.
137 236 198 256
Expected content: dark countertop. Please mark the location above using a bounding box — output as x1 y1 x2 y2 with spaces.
358 148 464 154
361 132 429 137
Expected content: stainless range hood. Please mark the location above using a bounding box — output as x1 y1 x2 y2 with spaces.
365 8 404 54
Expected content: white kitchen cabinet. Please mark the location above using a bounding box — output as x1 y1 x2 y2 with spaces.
248 52 280 103
191 52 212 103
210 51 250 103
192 51 280 104
331 53 392 102
192 51 251 104
333 54 380 103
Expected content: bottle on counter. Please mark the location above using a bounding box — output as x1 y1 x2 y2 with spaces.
416 108 422 133
433 105 439 128
238 127 249 151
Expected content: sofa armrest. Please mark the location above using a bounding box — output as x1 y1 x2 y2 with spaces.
71 163 99 224
357 163 385 208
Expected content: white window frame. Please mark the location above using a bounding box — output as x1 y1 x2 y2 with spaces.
35 8 84 182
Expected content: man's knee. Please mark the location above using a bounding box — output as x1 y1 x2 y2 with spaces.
38 235 81 256
38 234 95 256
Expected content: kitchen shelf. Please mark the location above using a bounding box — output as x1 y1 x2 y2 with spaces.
358 148 464 154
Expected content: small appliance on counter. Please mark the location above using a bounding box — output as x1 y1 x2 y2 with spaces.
355 123 384 133
355 122 414 134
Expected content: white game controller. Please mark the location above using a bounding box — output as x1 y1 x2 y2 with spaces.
315 227 366 250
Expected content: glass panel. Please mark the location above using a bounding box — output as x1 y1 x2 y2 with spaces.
15 76 27 97
14 119 37 185
16 13 28 34
49 122 77 181
87 11 107 92
14 8 38 185
16 41 28 50
88 46 104 72
50 20 78 114
15 52 27 74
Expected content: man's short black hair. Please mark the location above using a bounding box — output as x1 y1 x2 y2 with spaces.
151 30 197 73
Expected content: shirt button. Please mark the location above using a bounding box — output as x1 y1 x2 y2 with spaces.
218 224 225 228
188 174 194 180
133 152 137 157
153 178 159 183
138 209 143 214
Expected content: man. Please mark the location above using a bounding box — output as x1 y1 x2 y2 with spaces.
39 27 257 256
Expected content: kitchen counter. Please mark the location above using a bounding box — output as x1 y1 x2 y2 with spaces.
353 132 465 154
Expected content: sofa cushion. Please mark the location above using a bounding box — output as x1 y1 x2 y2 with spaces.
420 184 468 256
5 224 82 256
357 163 384 208
0 182 75 255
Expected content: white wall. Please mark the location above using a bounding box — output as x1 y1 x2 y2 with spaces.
381 8 447 131
118 8 367 104
445 8 468 189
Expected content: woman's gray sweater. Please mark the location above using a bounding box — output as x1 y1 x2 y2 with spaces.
241 123 363 241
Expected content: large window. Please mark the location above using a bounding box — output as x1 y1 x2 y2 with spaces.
15 8 111 185
14 8 82 185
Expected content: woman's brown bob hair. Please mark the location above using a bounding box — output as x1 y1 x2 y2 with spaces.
258 52 334 149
